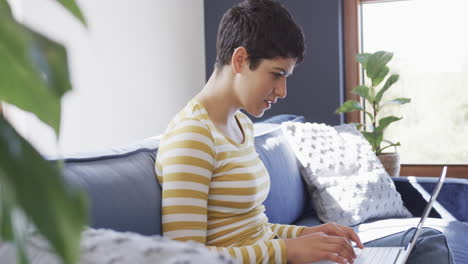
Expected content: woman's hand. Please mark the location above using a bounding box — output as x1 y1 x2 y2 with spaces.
284 231 357 264
300 223 364 249
283 223 364 264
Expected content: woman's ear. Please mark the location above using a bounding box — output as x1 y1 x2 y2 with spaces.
231 47 249 73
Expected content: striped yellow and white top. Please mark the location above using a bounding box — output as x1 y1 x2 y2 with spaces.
155 99 305 263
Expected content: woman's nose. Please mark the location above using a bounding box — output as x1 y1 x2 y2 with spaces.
276 79 287 99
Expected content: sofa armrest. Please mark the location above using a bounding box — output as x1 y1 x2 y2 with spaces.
392 176 468 222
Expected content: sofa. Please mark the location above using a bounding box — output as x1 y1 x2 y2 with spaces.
58 114 468 263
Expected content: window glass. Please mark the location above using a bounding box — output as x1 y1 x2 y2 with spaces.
361 0 468 164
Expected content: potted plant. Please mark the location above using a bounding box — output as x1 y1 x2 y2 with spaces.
335 51 411 176
0 1 88 263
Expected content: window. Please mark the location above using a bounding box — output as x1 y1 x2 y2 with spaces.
344 0 468 177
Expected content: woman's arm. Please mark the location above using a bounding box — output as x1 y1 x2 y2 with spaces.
267 223 306 239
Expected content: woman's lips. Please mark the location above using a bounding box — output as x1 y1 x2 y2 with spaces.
264 100 272 109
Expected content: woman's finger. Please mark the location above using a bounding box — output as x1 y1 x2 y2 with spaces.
340 225 364 249
329 223 364 249
323 235 357 262
323 252 349 264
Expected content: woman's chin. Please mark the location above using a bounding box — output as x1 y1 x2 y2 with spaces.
250 109 266 118
244 104 269 118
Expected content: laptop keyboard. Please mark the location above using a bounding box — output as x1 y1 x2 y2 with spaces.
354 247 402 264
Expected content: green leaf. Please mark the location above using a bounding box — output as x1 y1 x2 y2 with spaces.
383 139 400 146
361 131 375 146
375 74 399 104
16 240 29 264
364 111 375 123
371 66 389 87
376 51 393 64
11 210 30 264
335 100 374 123
350 123 364 131
362 131 383 154
335 100 364 113
55 0 87 26
385 97 411 105
29 31 72 100
356 53 372 68
0 116 88 264
352 85 372 103
375 116 402 133
366 51 393 82
0 185 14 241
0 178 30 264
374 134 384 154
380 141 401 153
0 1 72 136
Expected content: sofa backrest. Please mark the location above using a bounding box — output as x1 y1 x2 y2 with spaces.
254 116 309 225
61 139 162 235
60 115 308 235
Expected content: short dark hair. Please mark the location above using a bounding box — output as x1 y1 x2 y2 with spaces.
215 0 305 71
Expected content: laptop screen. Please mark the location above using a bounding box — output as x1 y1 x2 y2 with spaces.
404 166 447 252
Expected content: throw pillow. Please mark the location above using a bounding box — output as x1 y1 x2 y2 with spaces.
0 228 234 264
281 122 412 226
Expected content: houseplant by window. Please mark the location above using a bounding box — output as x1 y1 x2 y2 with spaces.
335 51 411 176
0 0 88 263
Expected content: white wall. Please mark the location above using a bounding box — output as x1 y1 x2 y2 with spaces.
4 0 206 155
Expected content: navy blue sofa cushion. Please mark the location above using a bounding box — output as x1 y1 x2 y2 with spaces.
255 125 308 225
62 142 162 236
255 114 316 225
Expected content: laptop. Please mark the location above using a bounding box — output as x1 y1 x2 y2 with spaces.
312 166 447 264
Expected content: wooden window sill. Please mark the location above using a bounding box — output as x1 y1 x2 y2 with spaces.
401 165 468 179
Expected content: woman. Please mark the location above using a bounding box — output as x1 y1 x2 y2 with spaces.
155 1 452 263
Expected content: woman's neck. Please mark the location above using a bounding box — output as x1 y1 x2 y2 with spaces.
195 69 240 127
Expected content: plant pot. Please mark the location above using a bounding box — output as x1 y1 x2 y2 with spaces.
378 152 400 177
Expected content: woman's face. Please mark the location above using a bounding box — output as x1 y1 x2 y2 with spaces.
236 57 297 117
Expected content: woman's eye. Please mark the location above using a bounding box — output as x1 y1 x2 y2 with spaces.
272 73 282 80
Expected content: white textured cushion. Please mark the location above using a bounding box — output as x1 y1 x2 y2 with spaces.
281 122 412 226
0 228 234 264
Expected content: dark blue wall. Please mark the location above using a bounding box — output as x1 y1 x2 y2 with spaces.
204 0 344 125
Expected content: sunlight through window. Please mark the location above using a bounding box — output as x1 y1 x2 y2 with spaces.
361 0 468 164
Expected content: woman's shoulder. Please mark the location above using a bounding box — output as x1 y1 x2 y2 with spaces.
166 100 212 130
158 117 216 156
158 101 216 147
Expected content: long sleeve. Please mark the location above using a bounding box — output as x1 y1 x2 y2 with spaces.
267 223 306 239
156 118 216 243
156 118 287 263
206 240 286 263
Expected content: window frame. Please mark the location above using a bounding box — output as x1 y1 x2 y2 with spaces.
343 0 468 178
